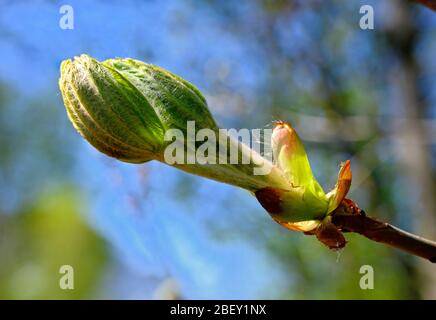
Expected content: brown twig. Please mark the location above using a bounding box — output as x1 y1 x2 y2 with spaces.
325 199 436 263
332 212 436 263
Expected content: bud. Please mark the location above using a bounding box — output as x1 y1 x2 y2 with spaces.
255 121 352 231
59 55 288 191
59 55 352 232
102 57 218 134
59 54 217 164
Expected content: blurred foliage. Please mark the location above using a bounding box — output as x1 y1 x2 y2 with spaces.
267 230 411 299
0 83 77 213
0 187 107 299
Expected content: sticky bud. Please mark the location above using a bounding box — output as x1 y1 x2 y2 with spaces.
60 55 352 233
255 121 352 231
59 54 217 163
59 55 289 192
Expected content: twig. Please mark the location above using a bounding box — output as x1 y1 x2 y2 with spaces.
331 207 436 263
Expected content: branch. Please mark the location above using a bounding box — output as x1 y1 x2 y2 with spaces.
328 201 436 263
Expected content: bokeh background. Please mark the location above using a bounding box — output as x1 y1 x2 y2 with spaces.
0 0 435 299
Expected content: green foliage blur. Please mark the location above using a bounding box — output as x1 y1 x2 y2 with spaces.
0 187 107 299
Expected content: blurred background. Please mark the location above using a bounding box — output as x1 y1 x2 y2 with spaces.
0 0 435 299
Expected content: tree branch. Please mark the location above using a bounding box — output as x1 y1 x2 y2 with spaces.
330 206 436 263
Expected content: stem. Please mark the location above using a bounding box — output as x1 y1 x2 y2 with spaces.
160 132 290 192
331 211 436 263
